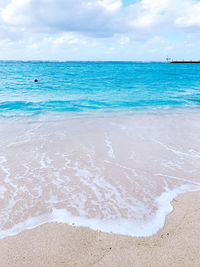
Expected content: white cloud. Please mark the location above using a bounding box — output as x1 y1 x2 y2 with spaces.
175 1 200 28
2 0 200 37
117 35 130 45
1 0 123 36
1 0 200 60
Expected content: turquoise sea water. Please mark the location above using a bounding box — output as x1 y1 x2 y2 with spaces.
1 61 200 117
1 62 200 238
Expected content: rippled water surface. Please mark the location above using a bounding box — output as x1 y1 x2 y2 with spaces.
0 62 200 238
1 61 200 116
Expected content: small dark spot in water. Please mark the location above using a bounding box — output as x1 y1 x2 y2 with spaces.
34 79 38 82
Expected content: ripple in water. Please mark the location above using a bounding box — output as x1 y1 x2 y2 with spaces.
0 111 200 238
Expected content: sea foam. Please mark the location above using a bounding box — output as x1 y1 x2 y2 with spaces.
0 112 200 238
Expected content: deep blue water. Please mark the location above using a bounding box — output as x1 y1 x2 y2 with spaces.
1 61 200 117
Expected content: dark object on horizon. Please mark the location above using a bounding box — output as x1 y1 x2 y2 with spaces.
171 60 200 63
166 57 200 63
34 79 38 82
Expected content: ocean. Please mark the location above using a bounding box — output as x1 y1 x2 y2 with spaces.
0 61 200 238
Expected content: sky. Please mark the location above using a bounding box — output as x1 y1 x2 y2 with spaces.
0 0 200 61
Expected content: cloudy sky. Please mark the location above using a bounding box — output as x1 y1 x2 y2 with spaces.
0 0 200 61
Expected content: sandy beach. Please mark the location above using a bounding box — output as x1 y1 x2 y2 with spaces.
0 191 199 267
1 0 200 264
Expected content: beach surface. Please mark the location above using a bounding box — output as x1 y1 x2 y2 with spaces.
0 191 200 267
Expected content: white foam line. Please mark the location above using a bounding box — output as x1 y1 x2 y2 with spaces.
155 173 200 186
153 139 200 159
105 135 115 159
1 185 200 240
0 156 7 164
103 160 141 179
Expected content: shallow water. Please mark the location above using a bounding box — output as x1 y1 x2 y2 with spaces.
0 111 200 237
1 61 200 117
0 62 200 238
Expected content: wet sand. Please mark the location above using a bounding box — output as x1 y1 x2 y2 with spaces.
1 113 200 237
0 191 200 267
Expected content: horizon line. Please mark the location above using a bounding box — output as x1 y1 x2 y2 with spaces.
0 60 168 63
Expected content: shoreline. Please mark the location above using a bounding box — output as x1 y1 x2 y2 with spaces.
1 191 200 266
1 110 200 247
1 106 200 121
0 184 197 240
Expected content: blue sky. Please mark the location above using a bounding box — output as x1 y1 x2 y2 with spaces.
122 0 138 6
0 0 200 61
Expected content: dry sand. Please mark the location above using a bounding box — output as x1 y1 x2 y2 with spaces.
0 191 200 267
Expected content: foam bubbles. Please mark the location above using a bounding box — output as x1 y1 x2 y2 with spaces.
0 111 200 238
